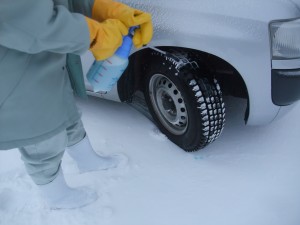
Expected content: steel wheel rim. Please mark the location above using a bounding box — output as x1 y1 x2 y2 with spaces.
149 74 188 135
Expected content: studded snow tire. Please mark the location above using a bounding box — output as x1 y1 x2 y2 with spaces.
143 50 225 152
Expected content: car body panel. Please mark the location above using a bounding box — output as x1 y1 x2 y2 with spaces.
83 0 300 126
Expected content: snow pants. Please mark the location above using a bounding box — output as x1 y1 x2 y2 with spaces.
18 119 86 185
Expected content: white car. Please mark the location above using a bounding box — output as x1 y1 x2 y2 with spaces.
82 0 300 152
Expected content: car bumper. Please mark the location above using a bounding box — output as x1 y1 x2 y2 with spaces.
272 68 300 106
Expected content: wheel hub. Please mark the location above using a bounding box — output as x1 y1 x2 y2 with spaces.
149 74 188 135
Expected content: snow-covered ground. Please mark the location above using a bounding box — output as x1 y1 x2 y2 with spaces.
0 96 299 225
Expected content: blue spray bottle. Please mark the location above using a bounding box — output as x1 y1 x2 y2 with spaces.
86 28 135 92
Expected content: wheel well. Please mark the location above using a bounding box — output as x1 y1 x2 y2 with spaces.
118 46 250 119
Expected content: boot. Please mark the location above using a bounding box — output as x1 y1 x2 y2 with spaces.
66 135 123 173
38 168 98 209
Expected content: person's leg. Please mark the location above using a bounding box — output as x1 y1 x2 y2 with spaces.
18 130 97 209
66 119 124 173
66 119 86 148
18 130 68 185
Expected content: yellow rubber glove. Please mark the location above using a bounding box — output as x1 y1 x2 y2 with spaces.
92 0 153 48
85 17 128 60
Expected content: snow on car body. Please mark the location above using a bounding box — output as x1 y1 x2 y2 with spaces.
83 0 300 151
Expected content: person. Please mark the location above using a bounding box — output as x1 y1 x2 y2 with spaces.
0 0 153 209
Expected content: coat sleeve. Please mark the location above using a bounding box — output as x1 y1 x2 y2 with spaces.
68 0 95 17
0 0 90 55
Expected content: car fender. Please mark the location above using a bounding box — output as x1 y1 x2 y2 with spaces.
126 2 283 125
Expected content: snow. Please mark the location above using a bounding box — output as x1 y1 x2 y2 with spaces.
0 96 300 225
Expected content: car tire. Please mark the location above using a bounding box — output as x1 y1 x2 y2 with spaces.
143 50 225 151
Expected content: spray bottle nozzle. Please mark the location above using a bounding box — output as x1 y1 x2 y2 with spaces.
128 26 139 38
114 27 137 58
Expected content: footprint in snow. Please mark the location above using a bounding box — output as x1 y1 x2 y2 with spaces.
0 188 30 212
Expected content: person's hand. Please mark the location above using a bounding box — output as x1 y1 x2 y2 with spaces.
92 0 153 48
85 17 128 60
